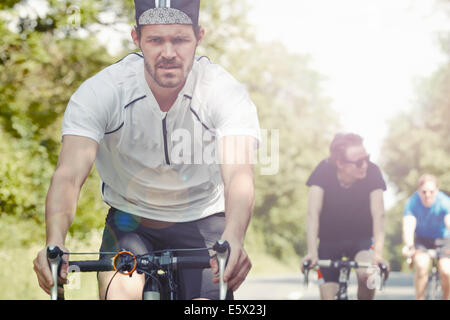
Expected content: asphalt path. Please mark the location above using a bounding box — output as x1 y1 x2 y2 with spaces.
234 272 416 300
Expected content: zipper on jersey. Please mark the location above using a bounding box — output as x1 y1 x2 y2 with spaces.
162 115 170 165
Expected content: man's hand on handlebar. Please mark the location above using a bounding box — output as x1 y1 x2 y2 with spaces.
371 253 390 281
402 245 416 268
301 252 318 274
211 235 251 293
402 245 415 259
33 245 69 295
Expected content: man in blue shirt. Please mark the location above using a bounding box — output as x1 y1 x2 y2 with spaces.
402 174 450 300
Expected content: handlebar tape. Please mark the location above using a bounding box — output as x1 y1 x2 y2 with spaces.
174 256 211 269
69 260 115 272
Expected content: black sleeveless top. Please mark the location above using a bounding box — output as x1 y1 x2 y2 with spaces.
306 159 386 242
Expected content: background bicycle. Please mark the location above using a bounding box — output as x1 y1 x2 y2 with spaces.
406 247 445 300
425 249 442 300
302 258 389 300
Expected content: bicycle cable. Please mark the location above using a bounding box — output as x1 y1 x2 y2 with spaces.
61 246 213 257
104 270 119 300
134 246 214 256
62 251 119 255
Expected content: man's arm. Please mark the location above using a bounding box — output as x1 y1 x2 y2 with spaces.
403 215 417 248
45 135 98 245
370 189 386 263
213 135 256 292
305 186 324 265
445 214 450 230
33 135 98 294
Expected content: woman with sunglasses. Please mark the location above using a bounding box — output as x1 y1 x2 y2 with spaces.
302 132 389 300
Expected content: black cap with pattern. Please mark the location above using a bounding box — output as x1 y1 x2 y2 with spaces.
134 0 200 26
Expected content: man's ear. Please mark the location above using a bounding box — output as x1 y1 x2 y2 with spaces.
196 27 205 45
131 28 140 48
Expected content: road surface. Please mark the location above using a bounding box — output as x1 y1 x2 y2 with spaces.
234 272 416 300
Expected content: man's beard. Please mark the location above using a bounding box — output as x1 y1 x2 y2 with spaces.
144 57 189 89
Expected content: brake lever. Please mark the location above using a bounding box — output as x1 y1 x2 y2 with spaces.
378 263 388 290
47 246 64 300
406 257 412 266
213 240 230 300
302 261 311 287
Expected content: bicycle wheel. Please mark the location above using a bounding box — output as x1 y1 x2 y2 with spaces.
434 273 442 300
425 273 441 300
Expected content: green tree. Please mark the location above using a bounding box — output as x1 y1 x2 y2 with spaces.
382 58 450 270
381 2 450 270
0 2 115 238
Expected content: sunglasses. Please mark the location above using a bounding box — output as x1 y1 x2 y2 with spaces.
420 189 436 196
342 154 370 168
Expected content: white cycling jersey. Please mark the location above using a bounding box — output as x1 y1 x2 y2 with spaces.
62 53 260 222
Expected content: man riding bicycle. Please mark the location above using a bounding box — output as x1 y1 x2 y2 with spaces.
33 0 260 300
303 133 389 300
402 174 450 300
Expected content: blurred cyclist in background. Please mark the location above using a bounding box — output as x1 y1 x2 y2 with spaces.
402 174 450 300
303 132 388 300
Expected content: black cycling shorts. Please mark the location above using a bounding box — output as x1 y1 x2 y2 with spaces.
99 207 233 300
318 238 374 283
415 237 450 258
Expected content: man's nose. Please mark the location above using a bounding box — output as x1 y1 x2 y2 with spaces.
162 42 176 59
361 159 369 169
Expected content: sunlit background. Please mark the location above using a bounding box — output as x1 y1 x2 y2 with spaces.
251 0 448 159
250 0 450 208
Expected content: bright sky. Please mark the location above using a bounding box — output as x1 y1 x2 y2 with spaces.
248 0 449 163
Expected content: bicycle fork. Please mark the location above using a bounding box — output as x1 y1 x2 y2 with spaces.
427 259 441 300
337 266 350 300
